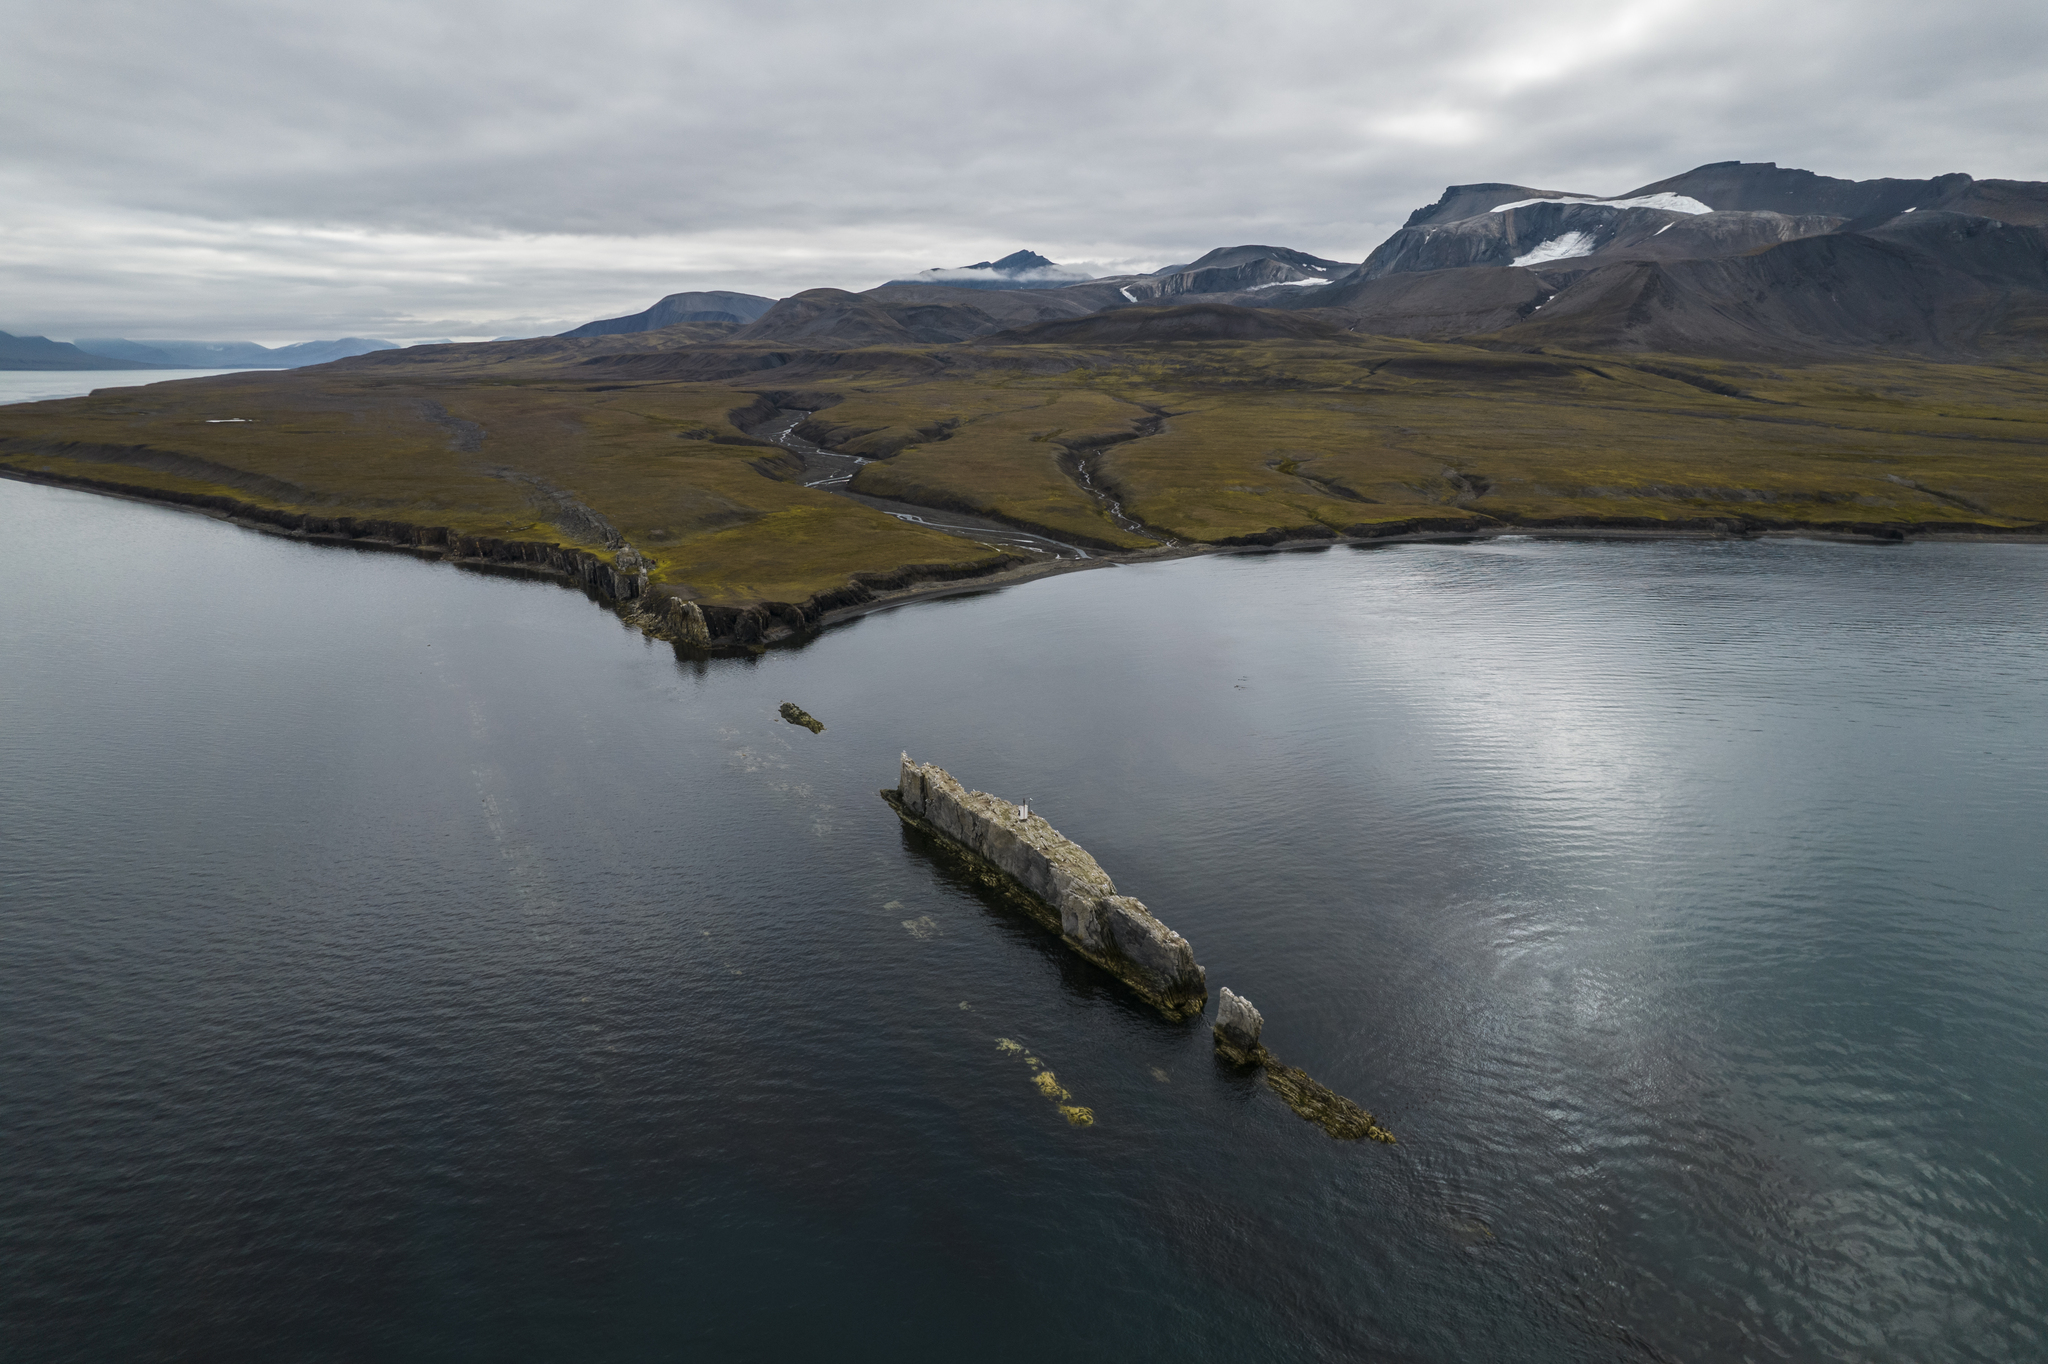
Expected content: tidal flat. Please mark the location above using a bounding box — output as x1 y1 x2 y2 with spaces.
3 476 2045 1362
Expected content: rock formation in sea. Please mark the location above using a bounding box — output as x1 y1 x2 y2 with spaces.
1213 985 1395 1143
882 755 1207 1020
778 702 824 733
1213 986 1265 1065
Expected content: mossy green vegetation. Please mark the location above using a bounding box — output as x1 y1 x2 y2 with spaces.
0 365 1001 605
805 387 1160 548
949 339 2048 542
3 332 2042 615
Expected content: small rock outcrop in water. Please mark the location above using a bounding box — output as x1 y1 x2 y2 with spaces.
1214 986 1395 1143
1213 987 1265 1065
883 755 1207 1020
779 701 824 733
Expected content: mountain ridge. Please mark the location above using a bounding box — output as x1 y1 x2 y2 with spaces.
557 291 777 337
1285 161 2048 357
22 159 2048 371
73 337 400 369
0 331 173 371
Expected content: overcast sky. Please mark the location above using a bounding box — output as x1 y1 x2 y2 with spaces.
7 0 2045 343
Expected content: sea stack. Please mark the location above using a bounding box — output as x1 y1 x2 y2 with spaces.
1213 987 1265 1065
882 755 1208 1020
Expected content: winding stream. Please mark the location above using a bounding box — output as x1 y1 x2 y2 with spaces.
1064 445 1175 544
760 411 1094 559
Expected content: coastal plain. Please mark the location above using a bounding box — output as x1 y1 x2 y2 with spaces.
2 325 2044 634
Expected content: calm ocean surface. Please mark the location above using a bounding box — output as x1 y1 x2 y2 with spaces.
3 480 2044 1362
0 371 262 406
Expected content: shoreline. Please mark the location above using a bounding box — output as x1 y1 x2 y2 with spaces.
7 464 2044 654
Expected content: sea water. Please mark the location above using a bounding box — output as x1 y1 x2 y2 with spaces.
3 481 2043 1362
0 370 266 407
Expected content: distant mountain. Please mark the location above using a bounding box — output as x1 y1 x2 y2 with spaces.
559 291 778 337
837 163 2048 360
728 289 1008 346
883 250 1095 291
853 246 1354 325
1 331 173 371
386 160 2048 368
1115 245 1355 302
981 302 1342 345
1351 163 2041 281
73 337 399 368
859 280 1126 326
736 250 1365 347
1257 161 2048 358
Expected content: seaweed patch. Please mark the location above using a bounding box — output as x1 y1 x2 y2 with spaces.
996 1037 1095 1126
778 701 824 733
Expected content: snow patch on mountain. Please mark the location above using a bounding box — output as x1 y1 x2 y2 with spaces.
1511 232 1599 267
1490 192 1713 215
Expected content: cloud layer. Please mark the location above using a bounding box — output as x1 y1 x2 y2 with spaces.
7 0 2045 341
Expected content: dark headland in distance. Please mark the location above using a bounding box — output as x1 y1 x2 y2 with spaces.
3 158 2045 650
0 334 404 373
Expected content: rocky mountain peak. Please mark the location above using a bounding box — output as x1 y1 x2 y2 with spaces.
969 250 1056 272
884 250 1095 291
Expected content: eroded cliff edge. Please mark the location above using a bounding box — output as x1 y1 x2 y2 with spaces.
882 756 1208 1020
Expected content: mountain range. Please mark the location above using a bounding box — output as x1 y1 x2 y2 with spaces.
0 331 170 371
1280 161 2048 356
8 158 2045 641
12 160 2045 372
70 337 399 369
549 160 2046 360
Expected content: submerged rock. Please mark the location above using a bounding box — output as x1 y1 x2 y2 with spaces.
884 755 1207 1020
1261 1059 1396 1143
779 701 824 733
1213 985 1394 1143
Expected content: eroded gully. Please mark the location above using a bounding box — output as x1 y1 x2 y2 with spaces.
758 410 1097 559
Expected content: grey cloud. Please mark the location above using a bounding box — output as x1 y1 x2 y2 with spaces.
5 0 2045 340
